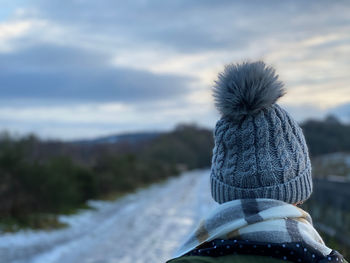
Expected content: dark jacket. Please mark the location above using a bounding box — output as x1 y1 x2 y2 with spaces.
167 239 347 263
168 255 289 263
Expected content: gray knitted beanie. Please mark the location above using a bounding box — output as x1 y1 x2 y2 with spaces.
210 61 312 204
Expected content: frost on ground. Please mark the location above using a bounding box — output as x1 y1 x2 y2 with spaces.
0 170 217 263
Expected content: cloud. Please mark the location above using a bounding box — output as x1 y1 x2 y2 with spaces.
0 0 349 139
0 44 194 103
23 0 350 53
0 99 218 140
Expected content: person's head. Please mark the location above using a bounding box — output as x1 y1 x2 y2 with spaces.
210 61 312 204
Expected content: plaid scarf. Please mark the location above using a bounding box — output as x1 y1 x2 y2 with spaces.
174 198 331 258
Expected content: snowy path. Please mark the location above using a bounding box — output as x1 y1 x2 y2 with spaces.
0 170 217 263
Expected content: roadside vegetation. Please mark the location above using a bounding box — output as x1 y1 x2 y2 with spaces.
301 115 350 157
1 113 350 242
0 124 213 231
301 115 350 257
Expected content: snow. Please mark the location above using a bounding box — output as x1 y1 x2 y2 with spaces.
0 169 217 263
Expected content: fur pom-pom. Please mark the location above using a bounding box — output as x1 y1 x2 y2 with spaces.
213 61 286 120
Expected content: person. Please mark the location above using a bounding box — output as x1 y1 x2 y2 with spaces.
166 61 347 263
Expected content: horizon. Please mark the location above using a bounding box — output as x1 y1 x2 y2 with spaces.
0 0 349 140
3 113 347 143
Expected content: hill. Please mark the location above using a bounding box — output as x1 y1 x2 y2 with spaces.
72 132 161 145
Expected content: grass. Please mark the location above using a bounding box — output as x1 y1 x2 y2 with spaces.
0 203 95 233
0 174 177 233
0 214 67 232
98 175 174 201
0 177 171 232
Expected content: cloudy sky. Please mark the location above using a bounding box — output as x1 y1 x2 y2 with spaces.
0 0 349 140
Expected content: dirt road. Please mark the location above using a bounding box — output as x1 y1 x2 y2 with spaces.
0 170 216 263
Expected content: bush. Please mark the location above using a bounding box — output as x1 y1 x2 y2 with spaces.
0 138 97 218
301 115 350 157
0 124 213 230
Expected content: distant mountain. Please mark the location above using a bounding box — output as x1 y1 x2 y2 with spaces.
329 102 350 123
72 132 162 145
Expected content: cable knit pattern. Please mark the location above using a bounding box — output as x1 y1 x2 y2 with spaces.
212 118 231 181
272 106 294 182
254 110 277 186
210 105 312 204
239 116 258 189
269 108 288 171
211 119 224 167
273 105 297 164
283 108 309 174
222 122 238 181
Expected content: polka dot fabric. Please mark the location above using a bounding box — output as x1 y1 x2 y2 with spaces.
184 239 345 263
